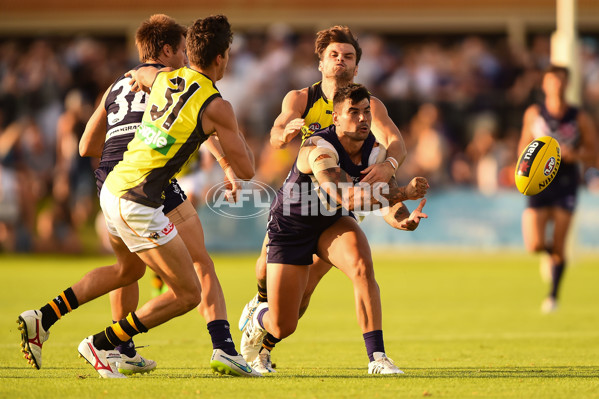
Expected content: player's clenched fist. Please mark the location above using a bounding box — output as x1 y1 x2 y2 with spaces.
405 177 429 200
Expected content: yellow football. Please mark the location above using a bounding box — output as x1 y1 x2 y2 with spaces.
515 136 561 196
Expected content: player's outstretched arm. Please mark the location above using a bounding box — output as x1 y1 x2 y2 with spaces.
518 105 539 155
270 89 308 149
79 87 110 158
299 137 428 210
361 97 407 184
383 198 428 231
202 97 255 180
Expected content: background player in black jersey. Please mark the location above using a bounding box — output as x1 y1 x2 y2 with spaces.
518 65 597 313
17 15 260 378
241 84 428 374
239 25 408 367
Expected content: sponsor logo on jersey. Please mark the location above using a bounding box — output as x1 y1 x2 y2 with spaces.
106 123 139 141
516 140 545 177
543 157 556 176
309 123 322 131
136 122 176 156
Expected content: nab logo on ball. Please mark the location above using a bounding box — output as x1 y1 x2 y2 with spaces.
515 136 561 196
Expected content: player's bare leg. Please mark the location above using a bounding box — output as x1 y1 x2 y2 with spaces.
166 201 259 376
522 207 561 312
299 257 333 318
17 233 145 370
317 216 381 333
540 207 573 313
318 216 402 374
241 262 309 373
239 235 268 331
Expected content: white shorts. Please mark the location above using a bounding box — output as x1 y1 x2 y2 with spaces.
100 185 178 252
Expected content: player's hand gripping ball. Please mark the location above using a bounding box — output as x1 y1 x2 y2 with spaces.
515 136 561 196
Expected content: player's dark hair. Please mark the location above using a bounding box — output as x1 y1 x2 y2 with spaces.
186 15 233 69
544 64 570 80
135 14 187 63
333 83 370 108
315 25 362 64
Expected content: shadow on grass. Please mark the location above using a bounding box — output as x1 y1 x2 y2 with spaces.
3 366 599 379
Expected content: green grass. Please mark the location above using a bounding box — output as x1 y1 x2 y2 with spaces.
1 251 599 398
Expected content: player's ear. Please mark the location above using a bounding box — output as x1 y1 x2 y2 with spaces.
354 64 359 77
163 44 173 58
318 60 323 72
216 52 227 67
332 111 339 125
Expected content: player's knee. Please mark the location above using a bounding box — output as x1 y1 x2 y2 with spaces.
525 241 545 253
192 257 215 278
348 258 374 282
114 262 145 285
176 285 202 312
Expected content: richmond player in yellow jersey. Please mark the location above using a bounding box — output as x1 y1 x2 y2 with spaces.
17 15 260 379
239 26 408 373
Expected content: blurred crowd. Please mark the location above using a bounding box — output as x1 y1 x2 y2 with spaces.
1 27 599 253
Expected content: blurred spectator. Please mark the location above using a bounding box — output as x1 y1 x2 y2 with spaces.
37 89 95 253
397 103 449 187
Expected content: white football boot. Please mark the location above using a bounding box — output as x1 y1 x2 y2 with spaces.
17 310 50 369
367 352 404 375
541 297 558 314
238 293 260 331
210 349 262 377
240 302 269 363
251 349 277 374
116 352 157 375
78 336 126 378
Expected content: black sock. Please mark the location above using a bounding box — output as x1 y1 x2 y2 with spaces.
549 262 565 299
92 328 120 351
363 330 385 362
261 333 281 352
40 287 79 331
93 312 148 351
257 284 268 303
112 320 137 357
207 320 238 356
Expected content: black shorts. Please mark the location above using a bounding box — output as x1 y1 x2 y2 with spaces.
528 163 578 212
95 164 186 215
266 210 343 266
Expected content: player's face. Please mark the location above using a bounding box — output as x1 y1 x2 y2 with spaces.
542 71 568 98
319 42 358 82
167 35 188 69
334 97 372 141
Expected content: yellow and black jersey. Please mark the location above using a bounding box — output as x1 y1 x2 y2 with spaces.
105 67 220 208
300 81 333 143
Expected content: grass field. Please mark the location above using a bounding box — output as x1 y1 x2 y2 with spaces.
1 251 599 398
